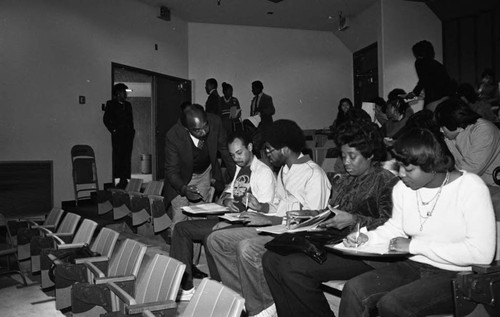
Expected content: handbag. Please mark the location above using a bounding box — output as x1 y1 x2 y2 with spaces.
264 228 349 264
48 244 100 282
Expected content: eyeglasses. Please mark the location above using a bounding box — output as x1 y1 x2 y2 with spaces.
264 147 279 154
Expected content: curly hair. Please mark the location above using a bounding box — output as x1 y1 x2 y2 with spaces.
392 128 454 173
333 119 386 162
264 119 305 153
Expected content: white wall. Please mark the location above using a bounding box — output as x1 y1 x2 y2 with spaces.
188 23 353 129
0 0 189 204
380 0 442 98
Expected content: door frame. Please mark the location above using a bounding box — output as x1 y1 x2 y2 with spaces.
111 62 191 180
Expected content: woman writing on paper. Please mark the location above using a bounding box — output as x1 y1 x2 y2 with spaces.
340 128 496 317
262 119 399 317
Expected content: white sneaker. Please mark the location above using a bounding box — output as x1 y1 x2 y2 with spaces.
250 303 277 317
177 287 195 301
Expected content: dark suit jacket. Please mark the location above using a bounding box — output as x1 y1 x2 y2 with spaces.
163 113 235 205
255 93 276 134
205 90 221 116
255 93 275 128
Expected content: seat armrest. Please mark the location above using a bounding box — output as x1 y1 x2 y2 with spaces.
107 281 137 306
57 242 86 249
148 195 164 202
74 256 108 264
95 275 135 285
83 261 106 278
38 226 54 235
51 235 66 245
48 253 64 265
38 224 56 230
126 300 177 315
472 260 500 274
129 192 146 198
50 232 73 237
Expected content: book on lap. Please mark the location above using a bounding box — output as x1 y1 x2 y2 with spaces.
181 203 230 215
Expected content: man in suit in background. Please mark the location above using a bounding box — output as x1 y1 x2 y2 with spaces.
205 78 221 116
163 104 235 236
250 80 275 153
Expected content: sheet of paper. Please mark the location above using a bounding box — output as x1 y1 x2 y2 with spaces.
218 213 245 222
329 242 392 255
181 203 229 214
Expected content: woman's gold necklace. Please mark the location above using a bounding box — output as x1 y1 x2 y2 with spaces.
416 172 450 231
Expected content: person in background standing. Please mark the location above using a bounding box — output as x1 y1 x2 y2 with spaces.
205 78 221 116
406 40 452 112
249 80 275 153
220 82 241 135
103 83 135 189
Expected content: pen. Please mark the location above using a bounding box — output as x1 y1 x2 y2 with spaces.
245 193 249 210
355 222 360 248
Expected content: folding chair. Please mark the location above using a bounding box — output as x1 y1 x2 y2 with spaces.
57 239 146 312
0 213 28 286
40 218 98 288
142 278 245 317
17 207 64 260
97 254 185 317
30 212 81 273
72 145 99 206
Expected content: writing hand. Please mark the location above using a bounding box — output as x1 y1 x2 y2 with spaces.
343 232 368 248
224 199 241 213
246 193 261 211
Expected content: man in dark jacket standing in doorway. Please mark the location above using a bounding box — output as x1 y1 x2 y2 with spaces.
103 83 135 189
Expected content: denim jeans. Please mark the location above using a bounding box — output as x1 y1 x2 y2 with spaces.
206 227 274 316
340 260 460 317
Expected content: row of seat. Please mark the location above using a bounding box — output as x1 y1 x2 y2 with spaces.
9 207 245 317
97 180 170 234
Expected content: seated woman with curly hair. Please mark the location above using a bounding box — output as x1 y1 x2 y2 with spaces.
339 128 495 316
262 119 399 317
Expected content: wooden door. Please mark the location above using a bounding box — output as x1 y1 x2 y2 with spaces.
353 43 378 108
154 77 191 180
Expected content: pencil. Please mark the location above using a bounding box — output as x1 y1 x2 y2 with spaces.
355 222 360 248
245 194 248 210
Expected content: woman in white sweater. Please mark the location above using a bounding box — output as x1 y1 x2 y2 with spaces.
339 128 496 317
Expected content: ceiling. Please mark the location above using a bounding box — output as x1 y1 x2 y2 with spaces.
137 0 379 31
137 0 500 31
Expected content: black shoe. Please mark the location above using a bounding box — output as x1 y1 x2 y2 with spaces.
192 265 208 279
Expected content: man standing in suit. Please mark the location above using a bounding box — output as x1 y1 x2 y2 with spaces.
164 104 235 233
205 78 221 116
103 83 135 189
250 81 275 153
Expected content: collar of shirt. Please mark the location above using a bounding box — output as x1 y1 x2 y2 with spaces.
189 133 202 147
